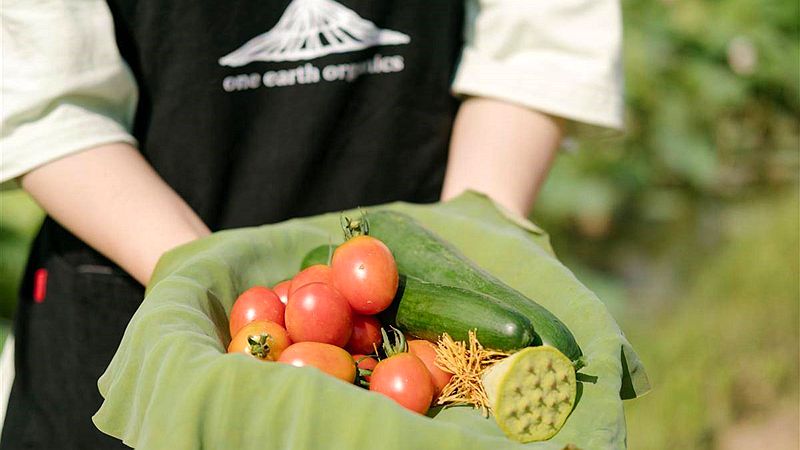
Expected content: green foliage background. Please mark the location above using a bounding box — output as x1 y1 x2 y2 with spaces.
532 0 799 447
0 0 797 447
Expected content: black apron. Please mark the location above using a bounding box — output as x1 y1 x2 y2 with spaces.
1 0 463 448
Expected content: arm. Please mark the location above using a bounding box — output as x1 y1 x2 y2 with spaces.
440 98 563 217
21 143 210 285
3 0 209 285
444 0 624 215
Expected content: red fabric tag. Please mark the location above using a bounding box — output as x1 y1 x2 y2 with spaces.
33 268 48 303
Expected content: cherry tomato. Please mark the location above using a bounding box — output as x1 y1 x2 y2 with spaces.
352 354 378 384
369 353 434 414
229 286 285 338
289 264 333 296
408 339 453 398
278 342 356 383
272 280 291 305
285 282 352 347
227 321 291 361
332 236 398 315
345 314 383 355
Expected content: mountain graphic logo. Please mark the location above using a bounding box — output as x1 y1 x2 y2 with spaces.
219 0 411 67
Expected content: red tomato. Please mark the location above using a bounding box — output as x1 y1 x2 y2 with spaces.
345 314 383 355
289 264 333 296
278 342 356 383
285 282 352 347
369 353 434 414
227 321 291 361
408 340 453 398
229 286 285 338
272 280 291 305
331 236 398 315
352 354 378 384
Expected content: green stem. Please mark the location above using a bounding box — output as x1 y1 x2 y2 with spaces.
247 334 273 360
340 209 370 240
380 326 408 357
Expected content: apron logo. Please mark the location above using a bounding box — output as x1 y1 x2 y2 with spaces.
219 0 411 67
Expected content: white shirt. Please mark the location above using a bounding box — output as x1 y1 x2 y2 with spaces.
1 0 623 186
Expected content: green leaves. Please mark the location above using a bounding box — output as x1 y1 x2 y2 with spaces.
538 0 799 244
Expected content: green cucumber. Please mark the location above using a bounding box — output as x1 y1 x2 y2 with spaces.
300 246 536 351
367 210 583 362
394 276 535 351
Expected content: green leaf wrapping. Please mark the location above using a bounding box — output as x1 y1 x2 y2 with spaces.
93 191 649 449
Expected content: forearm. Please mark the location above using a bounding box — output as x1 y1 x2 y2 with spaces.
440 97 564 217
21 143 211 285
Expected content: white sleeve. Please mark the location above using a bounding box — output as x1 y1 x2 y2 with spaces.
1 0 138 186
452 0 624 130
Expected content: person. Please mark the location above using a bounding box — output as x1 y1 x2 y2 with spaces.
0 0 623 447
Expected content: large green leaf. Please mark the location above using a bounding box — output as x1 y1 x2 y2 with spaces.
93 192 649 449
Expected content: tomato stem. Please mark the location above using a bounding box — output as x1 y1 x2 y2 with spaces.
355 367 374 388
380 326 408 358
246 333 273 360
340 209 370 240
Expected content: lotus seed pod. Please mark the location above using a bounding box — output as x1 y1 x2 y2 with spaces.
510 419 526 434
543 372 556 390
544 392 558 408
534 358 550 372
482 346 577 443
530 389 543 404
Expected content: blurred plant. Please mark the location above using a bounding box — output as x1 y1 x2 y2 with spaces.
531 1 799 448
622 192 799 449
0 192 43 319
536 0 799 246
532 0 800 323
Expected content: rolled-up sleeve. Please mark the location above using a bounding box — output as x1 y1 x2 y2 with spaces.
1 0 138 186
452 0 624 130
